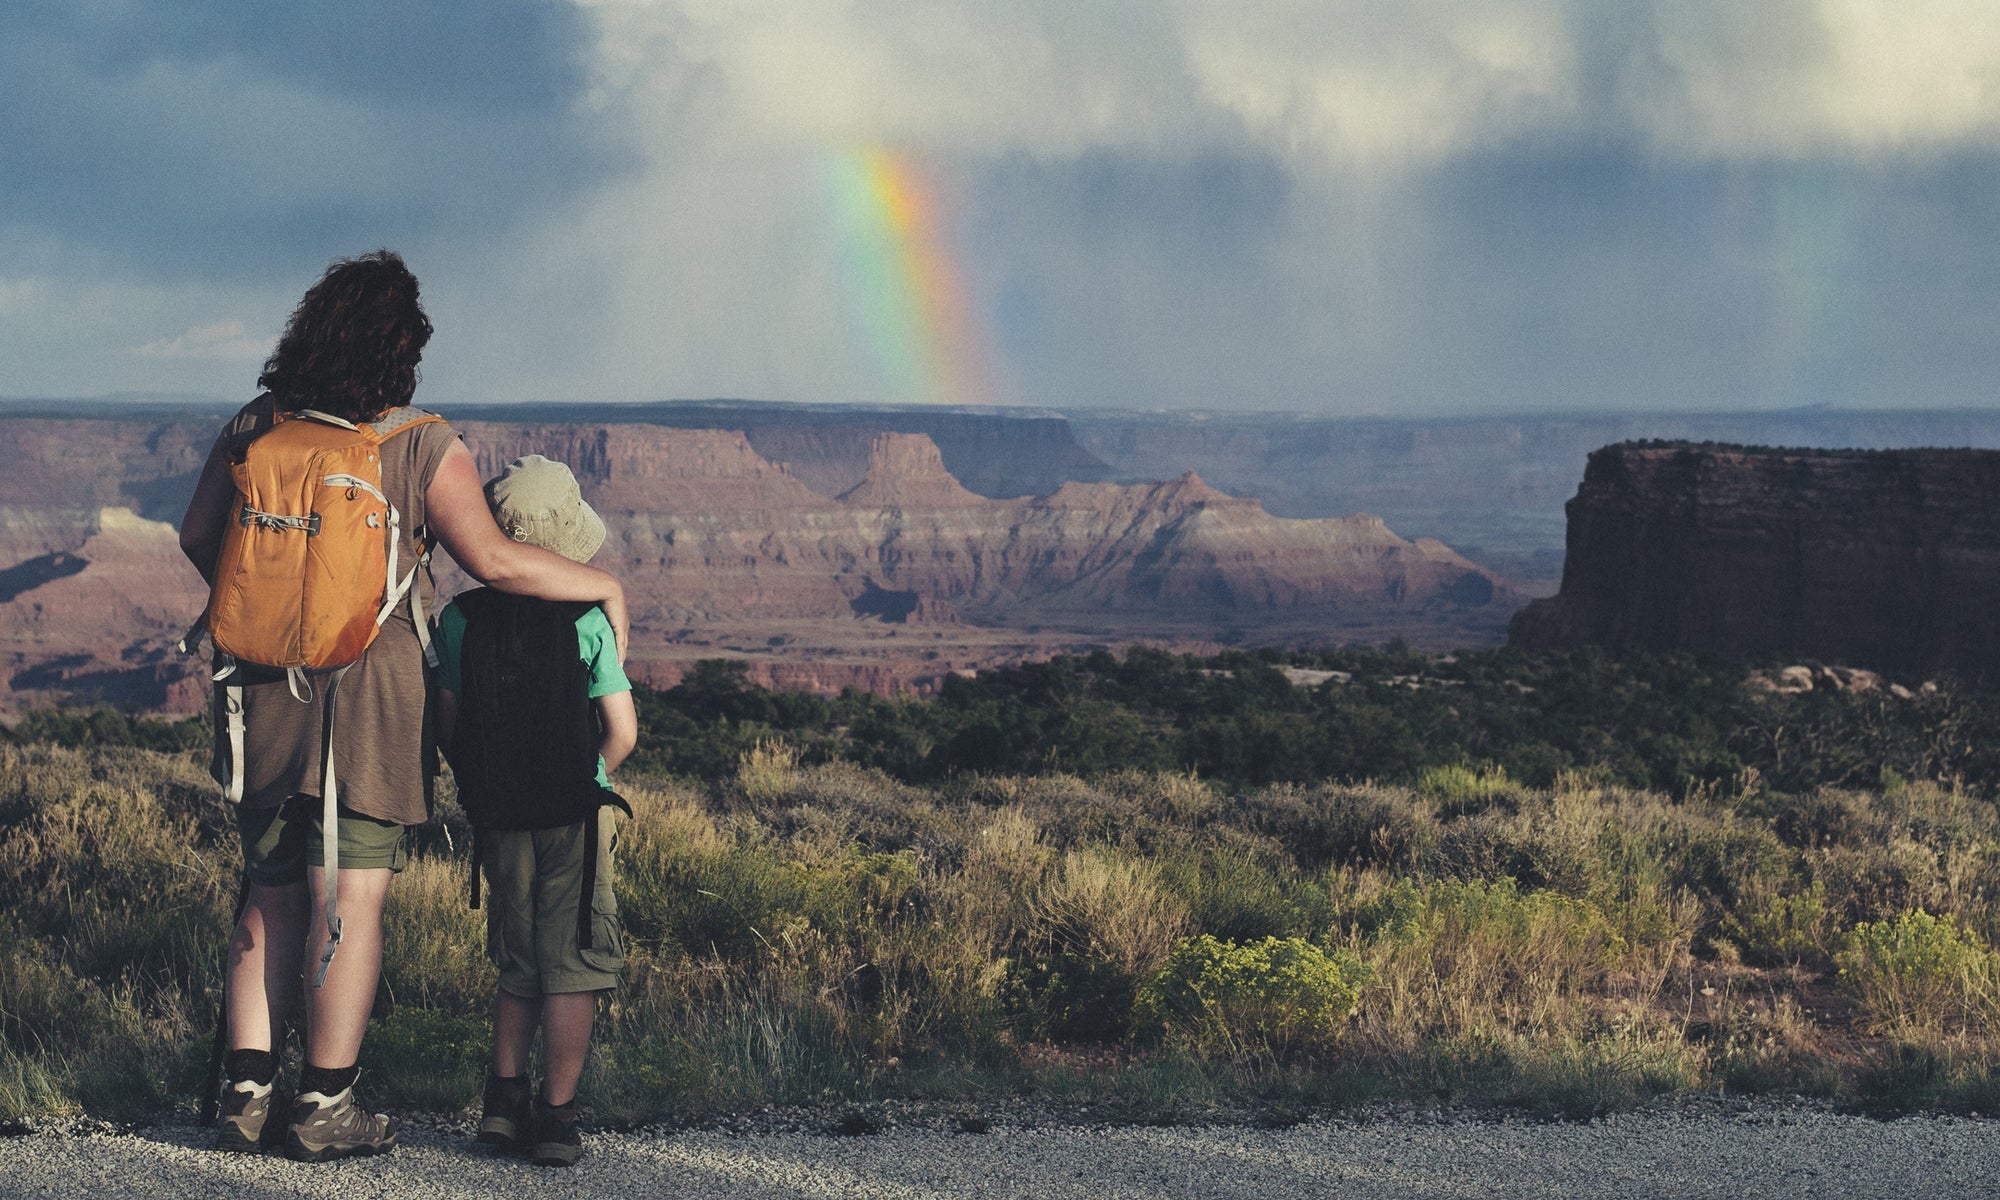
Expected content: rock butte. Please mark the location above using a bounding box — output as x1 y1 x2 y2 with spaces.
0 414 1520 713
1510 441 2000 683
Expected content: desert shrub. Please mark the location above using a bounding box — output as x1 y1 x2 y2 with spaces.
1665 821 1797 923
1133 935 1363 1061
1157 845 1303 943
1269 783 1435 871
0 917 145 1058
1355 878 1633 1043
617 781 805 960
380 855 493 1012
734 739 806 804
1417 764 1523 817
942 806 1049 959
1032 846 1188 977
0 745 236 1116
1001 951 1136 1043
1764 789 1873 850
1838 910 2000 1038
9 707 209 753
1718 881 1837 968
1427 787 1617 897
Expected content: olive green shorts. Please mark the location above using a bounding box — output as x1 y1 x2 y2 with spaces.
483 808 625 998
237 794 410 886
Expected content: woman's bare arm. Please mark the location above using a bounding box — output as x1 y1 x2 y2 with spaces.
178 439 234 583
426 440 629 662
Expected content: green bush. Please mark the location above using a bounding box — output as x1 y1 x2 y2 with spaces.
1719 882 1836 968
1838 910 2000 1037
1133 935 1363 1061
1001 952 1136 1044
1417 764 1522 816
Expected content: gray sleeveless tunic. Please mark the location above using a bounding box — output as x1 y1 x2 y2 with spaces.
208 400 460 825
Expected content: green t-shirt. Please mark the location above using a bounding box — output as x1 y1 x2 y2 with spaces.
434 598 631 789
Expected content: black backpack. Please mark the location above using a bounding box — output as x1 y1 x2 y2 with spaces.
443 588 632 941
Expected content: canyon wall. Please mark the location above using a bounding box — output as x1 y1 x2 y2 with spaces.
1509 442 2000 681
1071 408 2000 589
451 424 1513 629
447 400 1114 499
0 411 1518 712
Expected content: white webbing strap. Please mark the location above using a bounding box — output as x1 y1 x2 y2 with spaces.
311 664 353 989
286 667 313 704
222 685 246 805
410 565 437 668
375 502 403 625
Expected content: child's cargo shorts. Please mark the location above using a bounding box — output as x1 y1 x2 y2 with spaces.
482 806 625 996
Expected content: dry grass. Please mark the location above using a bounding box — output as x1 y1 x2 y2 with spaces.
9 742 2000 1119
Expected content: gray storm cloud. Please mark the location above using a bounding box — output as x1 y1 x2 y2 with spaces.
4 1 1998 412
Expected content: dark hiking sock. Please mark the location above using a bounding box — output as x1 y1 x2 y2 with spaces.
298 1062 360 1097
225 1049 278 1087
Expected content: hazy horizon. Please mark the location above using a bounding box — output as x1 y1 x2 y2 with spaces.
6 2 1999 417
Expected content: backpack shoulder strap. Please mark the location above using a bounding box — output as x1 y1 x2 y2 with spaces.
294 409 361 431
222 394 282 460
365 406 447 442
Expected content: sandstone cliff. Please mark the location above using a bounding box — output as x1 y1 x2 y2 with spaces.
1509 442 2000 681
1072 407 2000 590
0 410 1518 712
447 399 1114 499
0 507 209 711
449 426 1515 630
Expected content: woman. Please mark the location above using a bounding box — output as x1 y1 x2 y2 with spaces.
179 250 628 1162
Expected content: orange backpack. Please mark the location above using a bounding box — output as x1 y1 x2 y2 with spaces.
183 402 445 988
202 406 444 680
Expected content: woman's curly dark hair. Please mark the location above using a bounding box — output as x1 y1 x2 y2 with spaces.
258 250 433 422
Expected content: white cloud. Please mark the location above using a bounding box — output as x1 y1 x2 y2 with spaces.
1642 0 2000 158
574 1 2000 170
1174 0 1580 167
129 318 269 362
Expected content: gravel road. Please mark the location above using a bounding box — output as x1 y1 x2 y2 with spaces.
2 1102 1995 1199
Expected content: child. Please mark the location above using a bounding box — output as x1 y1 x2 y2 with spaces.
433 454 637 1168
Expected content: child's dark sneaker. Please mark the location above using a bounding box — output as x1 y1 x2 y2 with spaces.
284 1083 399 1162
214 1077 280 1154
476 1073 531 1148
524 1097 583 1167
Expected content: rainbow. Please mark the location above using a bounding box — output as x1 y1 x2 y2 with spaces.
830 146 993 407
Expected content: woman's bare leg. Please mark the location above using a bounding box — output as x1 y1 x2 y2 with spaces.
226 881 309 1053
300 865 393 1069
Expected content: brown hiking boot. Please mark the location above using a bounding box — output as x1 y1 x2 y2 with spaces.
476 1073 531 1148
523 1097 583 1167
214 1077 282 1154
284 1081 398 1162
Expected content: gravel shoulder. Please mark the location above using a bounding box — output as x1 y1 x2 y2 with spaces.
2 1100 1996 1200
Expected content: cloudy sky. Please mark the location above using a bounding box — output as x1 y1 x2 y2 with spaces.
4 0 1999 414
